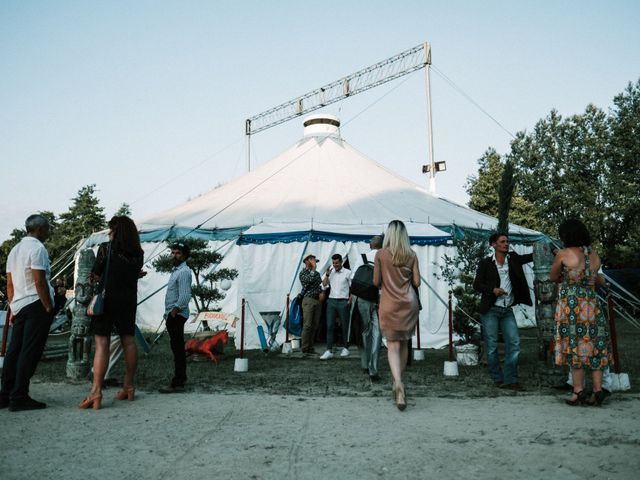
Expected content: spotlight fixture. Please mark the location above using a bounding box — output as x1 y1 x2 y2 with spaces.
422 161 447 173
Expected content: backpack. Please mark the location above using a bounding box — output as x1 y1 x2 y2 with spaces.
350 253 379 302
289 279 312 336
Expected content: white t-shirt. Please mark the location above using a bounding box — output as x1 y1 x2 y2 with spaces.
324 267 352 299
6 236 54 315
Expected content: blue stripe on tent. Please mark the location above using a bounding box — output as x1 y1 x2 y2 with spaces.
139 227 247 243
436 225 549 244
237 230 451 246
134 225 547 246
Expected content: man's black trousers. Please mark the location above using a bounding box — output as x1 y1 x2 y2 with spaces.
0 300 53 402
166 313 187 385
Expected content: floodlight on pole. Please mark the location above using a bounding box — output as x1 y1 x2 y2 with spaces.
422 161 446 174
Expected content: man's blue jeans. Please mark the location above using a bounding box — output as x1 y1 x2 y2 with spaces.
326 298 350 350
480 306 520 385
355 297 381 376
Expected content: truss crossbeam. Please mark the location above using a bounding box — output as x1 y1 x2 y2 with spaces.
246 43 431 135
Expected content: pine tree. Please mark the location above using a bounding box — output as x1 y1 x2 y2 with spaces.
47 185 107 261
115 203 132 217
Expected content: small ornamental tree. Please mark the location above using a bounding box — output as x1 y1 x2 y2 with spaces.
152 238 238 317
435 233 488 345
48 184 107 261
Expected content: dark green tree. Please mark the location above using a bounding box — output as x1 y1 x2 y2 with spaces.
507 105 612 256
466 149 538 229
469 96 632 266
152 238 238 314
48 185 107 261
604 79 640 266
466 148 502 216
115 203 132 217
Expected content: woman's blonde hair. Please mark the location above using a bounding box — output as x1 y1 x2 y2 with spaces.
383 220 414 266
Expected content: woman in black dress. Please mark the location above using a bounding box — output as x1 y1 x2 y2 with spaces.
79 216 145 410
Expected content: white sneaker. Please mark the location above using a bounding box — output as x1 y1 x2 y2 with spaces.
340 347 350 357
319 350 334 360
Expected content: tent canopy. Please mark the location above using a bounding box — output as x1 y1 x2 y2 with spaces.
136 114 544 244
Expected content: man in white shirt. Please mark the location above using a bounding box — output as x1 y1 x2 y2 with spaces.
1 214 55 411
320 253 352 360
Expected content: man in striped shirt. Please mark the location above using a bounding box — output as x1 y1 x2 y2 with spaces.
159 241 193 393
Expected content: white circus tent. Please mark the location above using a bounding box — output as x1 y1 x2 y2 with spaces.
85 114 546 349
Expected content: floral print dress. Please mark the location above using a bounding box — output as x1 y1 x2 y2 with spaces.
553 248 612 370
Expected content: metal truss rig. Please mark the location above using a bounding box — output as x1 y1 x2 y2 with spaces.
246 42 431 135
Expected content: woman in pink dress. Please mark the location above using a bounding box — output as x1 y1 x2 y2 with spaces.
373 220 421 410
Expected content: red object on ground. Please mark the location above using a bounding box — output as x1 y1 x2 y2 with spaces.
607 292 621 374
448 291 454 362
184 330 229 364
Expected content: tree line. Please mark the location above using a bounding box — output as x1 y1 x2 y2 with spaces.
0 185 130 293
466 78 640 268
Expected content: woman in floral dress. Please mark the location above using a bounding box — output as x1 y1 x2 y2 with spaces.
551 219 611 406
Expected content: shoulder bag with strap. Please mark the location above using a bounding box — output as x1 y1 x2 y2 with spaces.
87 242 112 317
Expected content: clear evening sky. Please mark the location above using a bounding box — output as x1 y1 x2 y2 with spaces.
1 0 638 240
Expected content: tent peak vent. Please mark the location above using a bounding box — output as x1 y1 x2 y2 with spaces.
303 113 341 138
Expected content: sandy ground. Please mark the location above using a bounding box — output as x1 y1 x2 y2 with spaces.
3 320 639 480
1 381 639 480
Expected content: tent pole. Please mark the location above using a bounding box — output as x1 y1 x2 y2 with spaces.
240 298 246 358
607 292 621 374
424 57 436 195
245 119 251 172
285 294 290 344
448 290 454 361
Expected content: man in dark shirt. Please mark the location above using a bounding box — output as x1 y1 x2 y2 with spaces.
473 232 533 390
298 253 324 355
